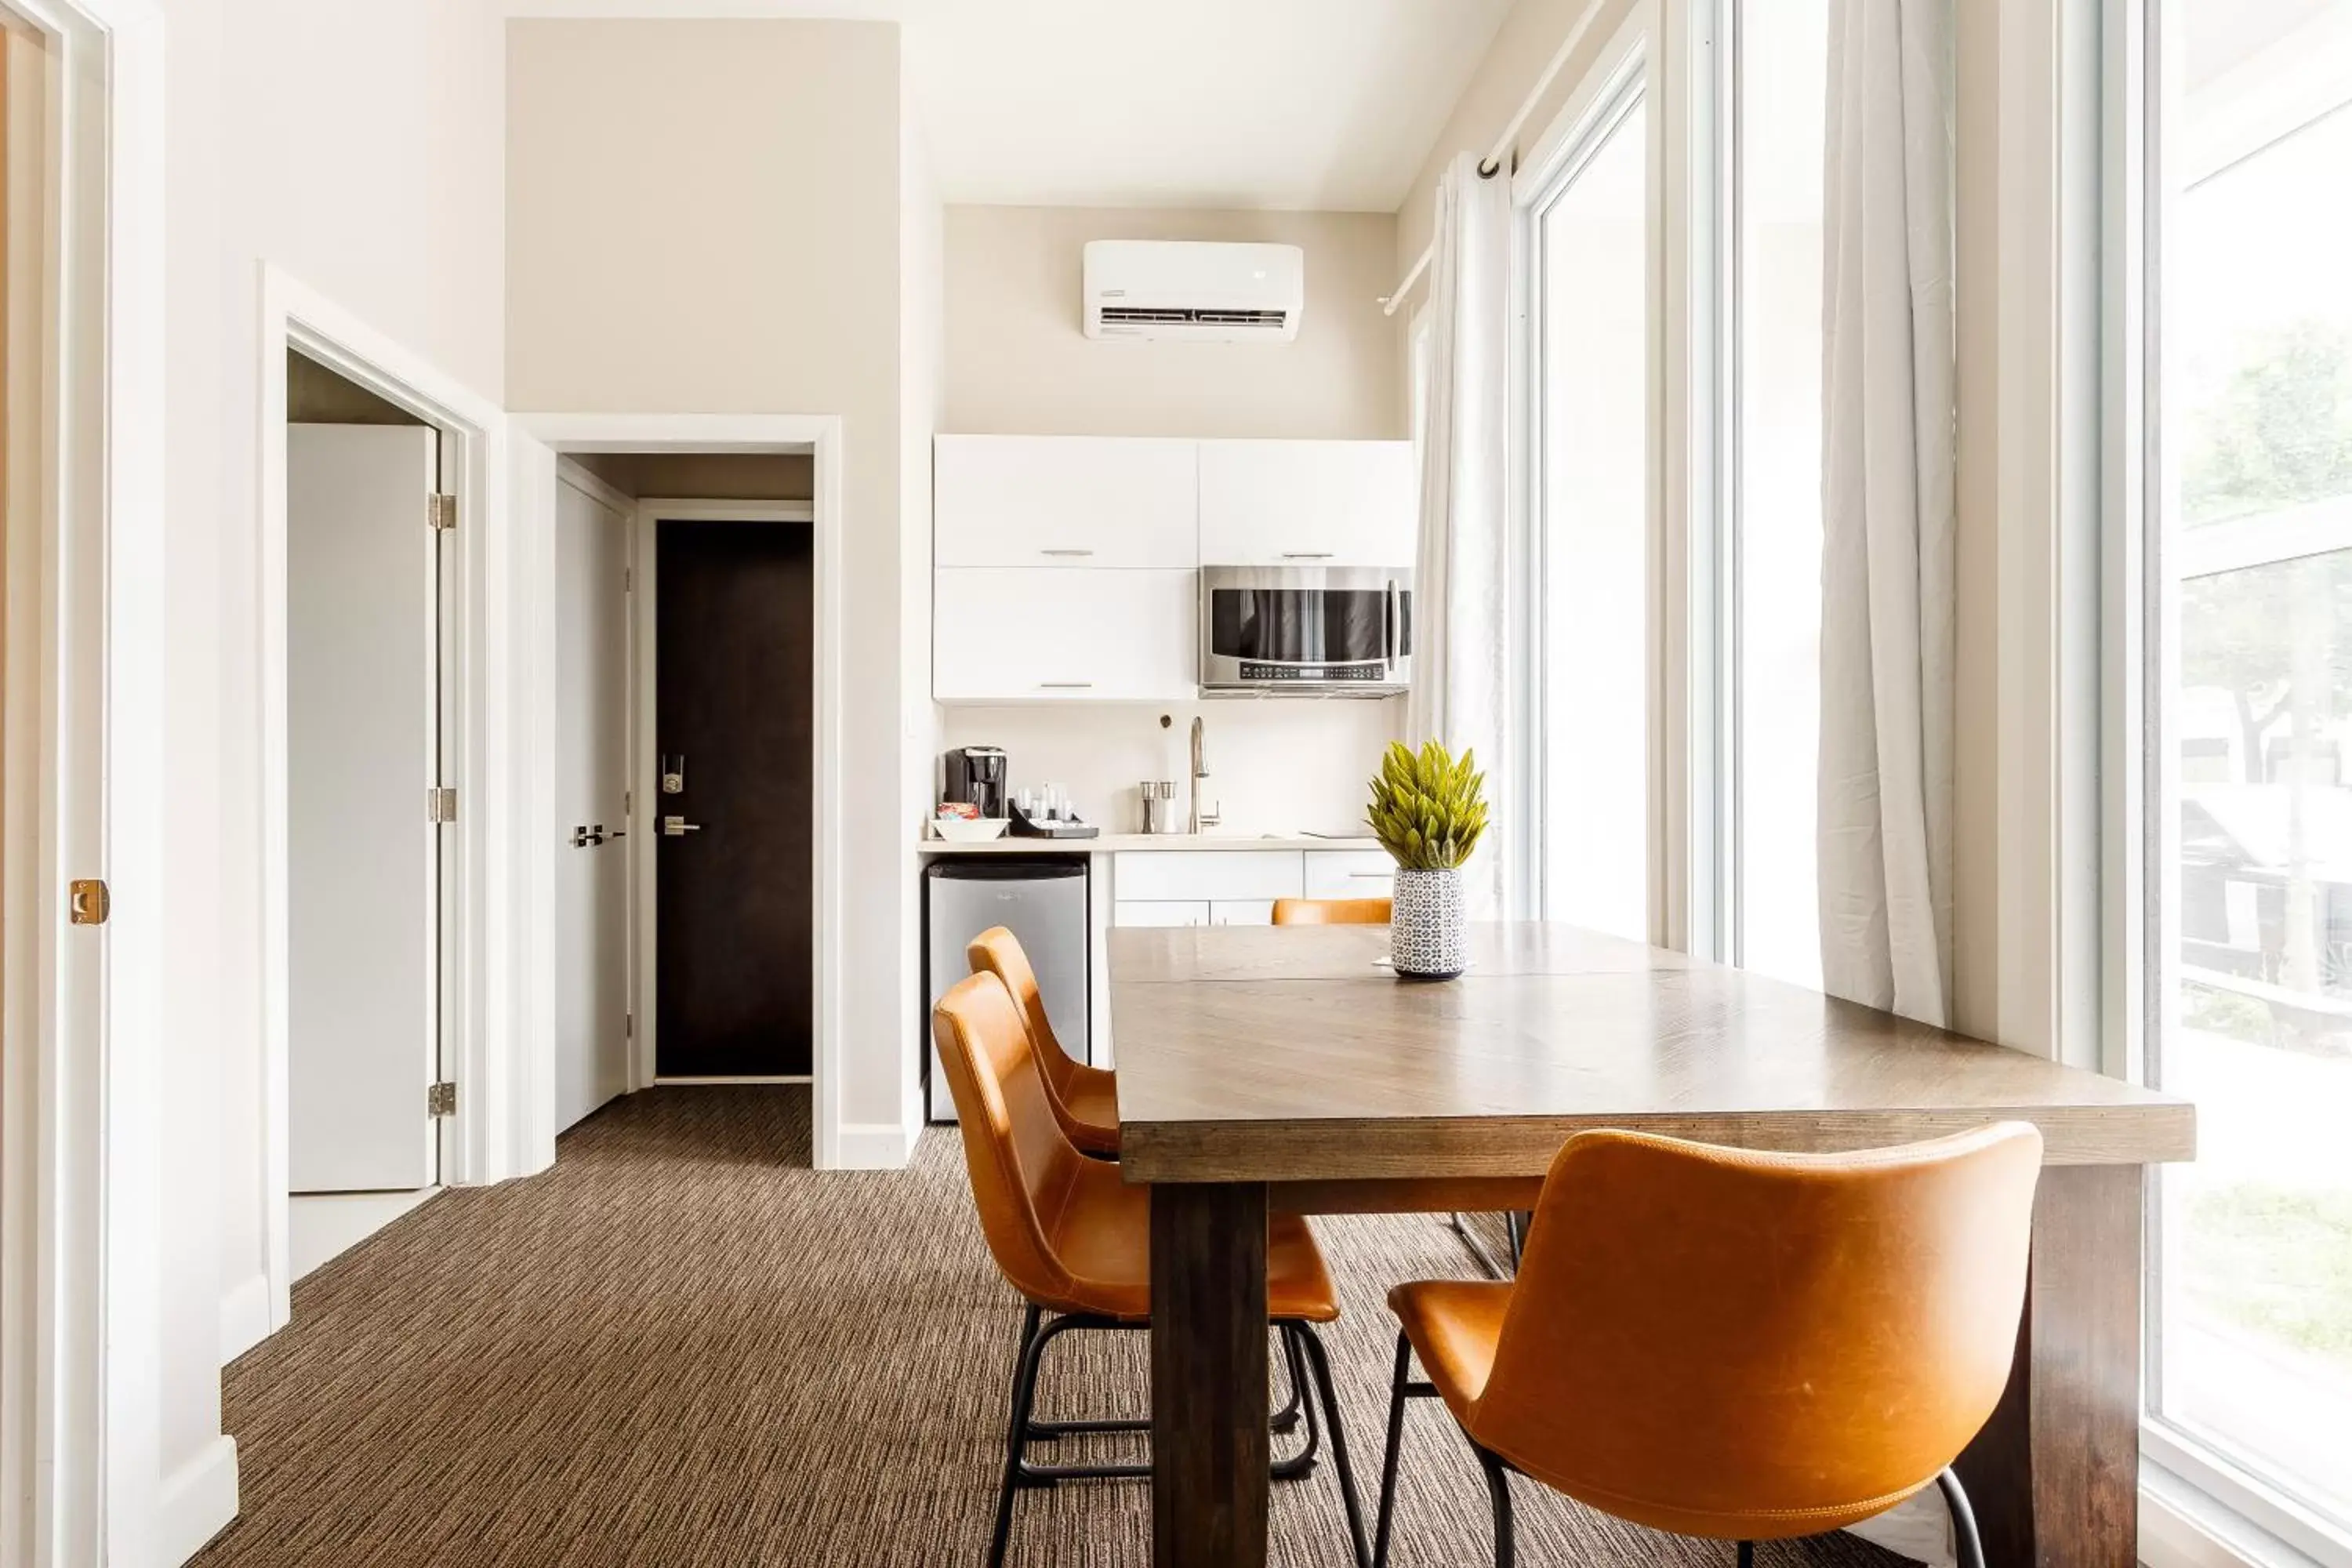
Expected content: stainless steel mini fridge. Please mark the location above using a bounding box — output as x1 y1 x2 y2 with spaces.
924 858 1090 1122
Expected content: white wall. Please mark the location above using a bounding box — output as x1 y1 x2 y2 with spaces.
901 74 945 1131
938 701 1394 839
506 18 920 1150
938 202 1407 833
162 0 509 1554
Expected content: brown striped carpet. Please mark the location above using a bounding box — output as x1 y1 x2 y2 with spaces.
192 1087 1912 1567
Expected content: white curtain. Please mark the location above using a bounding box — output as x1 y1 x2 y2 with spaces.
1403 153 1513 916
1819 0 1959 1562
1817 0 1956 1030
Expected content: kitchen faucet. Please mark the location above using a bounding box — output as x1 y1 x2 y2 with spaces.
1189 715 1218 834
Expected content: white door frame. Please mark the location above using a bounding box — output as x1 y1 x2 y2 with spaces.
630 498 818 1091
0 0 167 1563
250 267 507 1346
513 415 847 1168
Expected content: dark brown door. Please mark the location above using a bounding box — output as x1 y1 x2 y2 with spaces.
655 520 812 1076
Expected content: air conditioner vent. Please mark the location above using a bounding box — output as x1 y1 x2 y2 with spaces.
1099 306 1289 330
1083 241 1304 343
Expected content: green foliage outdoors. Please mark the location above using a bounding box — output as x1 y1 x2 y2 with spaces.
1367 740 1488 871
2186 1181 2352 1366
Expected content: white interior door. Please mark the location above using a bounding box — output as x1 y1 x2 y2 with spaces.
554 476 632 1129
288 423 441 1192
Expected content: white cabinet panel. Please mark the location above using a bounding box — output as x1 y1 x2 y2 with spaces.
935 568 1196 702
1209 900 1276 926
936 435 1198 568
1115 900 1209 927
1197 440 1417 567
1114 850 1303 902
1304 848 1396 900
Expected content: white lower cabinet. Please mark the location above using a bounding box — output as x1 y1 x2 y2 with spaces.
1109 849 1392 929
1114 900 1209 927
1303 848 1396 900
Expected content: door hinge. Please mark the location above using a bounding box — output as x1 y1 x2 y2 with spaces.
623 790 633 816
625 1013 634 1038
427 1080 457 1117
427 493 458 532
623 567 634 592
427 786 458 823
68 878 111 926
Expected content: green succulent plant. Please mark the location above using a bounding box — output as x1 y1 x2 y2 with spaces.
1367 739 1489 871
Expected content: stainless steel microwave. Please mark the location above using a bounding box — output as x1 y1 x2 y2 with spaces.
1199 565 1413 696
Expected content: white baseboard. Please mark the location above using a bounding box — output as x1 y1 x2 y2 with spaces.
218 1271 272 1365
157 1435 239 1567
830 1119 917 1170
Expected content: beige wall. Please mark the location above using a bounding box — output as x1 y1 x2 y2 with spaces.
506 17 918 1138
164 0 510 1541
946 205 1405 440
566 452 815 501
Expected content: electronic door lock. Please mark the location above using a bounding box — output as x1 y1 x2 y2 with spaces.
661 754 687 794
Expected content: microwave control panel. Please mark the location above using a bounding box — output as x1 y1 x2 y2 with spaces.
1238 660 1388 683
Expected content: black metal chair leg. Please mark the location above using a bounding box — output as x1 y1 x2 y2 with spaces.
1505 1210 1526 1272
1373 1332 1412 1568
991 1308 1051 1568
1294 1323 1372 1568
1449 1212 1512 1279
1271 1325 1323 1480
1474 1443 1515 1568
1737 1543 1755 1568
1936 1466 1985 1568
1271 1324 1305 1436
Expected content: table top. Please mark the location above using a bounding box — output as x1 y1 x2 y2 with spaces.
1107 922 2196 1184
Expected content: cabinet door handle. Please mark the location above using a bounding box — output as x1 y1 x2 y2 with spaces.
1281 551 1335 560
1039 548 1095 557
1037 681 1094 690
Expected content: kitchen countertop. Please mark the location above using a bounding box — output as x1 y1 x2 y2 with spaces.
917 832 1383 855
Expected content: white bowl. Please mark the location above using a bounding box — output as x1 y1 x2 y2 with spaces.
931 816 1011 844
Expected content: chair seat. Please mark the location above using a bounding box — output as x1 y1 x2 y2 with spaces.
1055 1062 1121 1156
1044 1161 1339 1324
1388 1279 1513 1428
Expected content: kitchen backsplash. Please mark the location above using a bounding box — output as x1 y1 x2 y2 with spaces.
936 699 1400 837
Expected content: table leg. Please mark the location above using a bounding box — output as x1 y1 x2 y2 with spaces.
1956 1164 2143 1566
1151 1181 1269 1568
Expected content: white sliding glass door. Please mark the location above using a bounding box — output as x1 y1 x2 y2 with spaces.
2143 0 2352 1548
1530 68 1654 942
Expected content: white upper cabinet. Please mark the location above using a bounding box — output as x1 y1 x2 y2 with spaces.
1196 439 1417 567
934 568 1197 702
935 434 1198 568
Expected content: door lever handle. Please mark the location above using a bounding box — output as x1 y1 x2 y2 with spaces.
662 816 702 837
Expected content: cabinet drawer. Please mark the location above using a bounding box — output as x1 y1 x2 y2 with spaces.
1114 900 1208 928
936 435 1198 568
1113 850 1303 902
935 568 1196 702
1303 848 1396 900
1209 900 1275 926
1197 440 1416 566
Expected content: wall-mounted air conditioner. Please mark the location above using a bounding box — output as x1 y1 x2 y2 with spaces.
1082 241 1304 344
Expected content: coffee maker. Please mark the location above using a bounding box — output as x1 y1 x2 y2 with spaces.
943 746 1009 819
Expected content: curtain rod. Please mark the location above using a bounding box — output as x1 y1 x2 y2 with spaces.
1378 0 1609 318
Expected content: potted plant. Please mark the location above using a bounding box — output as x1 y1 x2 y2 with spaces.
1367 739 1488 979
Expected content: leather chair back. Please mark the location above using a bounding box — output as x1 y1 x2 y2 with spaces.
931 971 1086 1308
1270 897 1394 926
967 927 1080 1100
1472 1123 2043 1541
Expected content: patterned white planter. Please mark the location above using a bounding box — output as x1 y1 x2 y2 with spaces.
1390 867 1466 979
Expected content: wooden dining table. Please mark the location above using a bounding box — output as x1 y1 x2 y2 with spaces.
1108 920 2196 1568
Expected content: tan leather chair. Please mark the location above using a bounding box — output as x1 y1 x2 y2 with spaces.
1372 1123 2043 1568
932 971 1370 1568
1271 896 1394 925
967 925 1120 1157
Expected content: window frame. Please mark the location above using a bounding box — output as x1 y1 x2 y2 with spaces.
2111 0 2352 1558
1512 2 1671 943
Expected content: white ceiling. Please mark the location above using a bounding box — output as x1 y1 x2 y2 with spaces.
503 1 1519 212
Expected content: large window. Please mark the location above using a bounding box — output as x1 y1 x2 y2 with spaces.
2144 0 2352 1548
1530 63 1653 942
1730 0 1829 988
